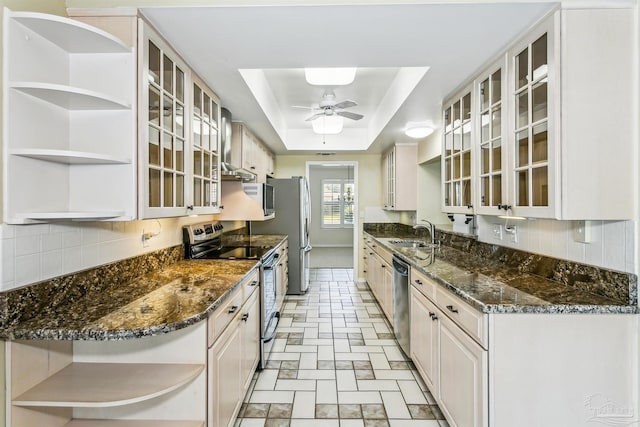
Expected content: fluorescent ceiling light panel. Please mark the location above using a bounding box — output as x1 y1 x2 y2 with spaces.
305 67 357 86
312 115 344 134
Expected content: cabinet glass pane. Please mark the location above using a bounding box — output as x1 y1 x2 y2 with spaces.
211 100 219 128
481 112 490 142
203 94 211 121
176 174 184 206
163 172 173 207
517 91 528 128
211 186 218 207
516 47 528 89
462 151 471 178
445 158 451 181
149 86 160 126
163 55 173 93
204 181 211 206
517 170 529 206
481 176 489 206
532 33 548 81
194 149 202 176
176 103 184 137
452 101 460 125
202 122 210 151
532 166 548 206
148 41 160 84
517 130 528 167
462 123 471 150
453 181 461 205
444 108 451 132
176 138 184 172
211 128 218 153
163 132 173 169
492 139 502 172
532 81 548 122
491 70 501 103
461 179 471 206
149 126 160 166
204 153 211 178
481 144 490 174
453 155 461 179
453 131 462 154
532 123 548 163
176 68 184 102
492 174 502 205
162 95 173 131
445 132 453 156
492 107 501 138
149 169 160 207
194 178 201 206
480 79 489 110
462 93 471 122
444 183 451 206
194 84 202 116
193 117 201 147
212 153 219 179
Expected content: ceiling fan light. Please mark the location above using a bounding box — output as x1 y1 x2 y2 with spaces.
404 123 434 139
305 68 357 86
312 116 344 134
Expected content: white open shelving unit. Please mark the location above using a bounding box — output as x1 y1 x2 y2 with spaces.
2 9 137 223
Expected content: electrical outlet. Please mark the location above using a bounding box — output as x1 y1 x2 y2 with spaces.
506 225 518 243
492 224 503 240
573 220 592 243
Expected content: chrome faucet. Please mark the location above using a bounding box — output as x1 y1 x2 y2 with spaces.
413 220 436 245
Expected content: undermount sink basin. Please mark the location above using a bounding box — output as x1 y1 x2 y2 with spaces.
389 239 430 248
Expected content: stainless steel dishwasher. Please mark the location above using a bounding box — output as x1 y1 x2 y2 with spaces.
392 254 410 356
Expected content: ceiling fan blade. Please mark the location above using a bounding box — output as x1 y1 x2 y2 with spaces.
292 105 318 110
333 100 358 110
305 112 325 121
337 111 364 121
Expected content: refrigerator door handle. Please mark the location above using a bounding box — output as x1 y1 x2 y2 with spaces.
303 244 312 252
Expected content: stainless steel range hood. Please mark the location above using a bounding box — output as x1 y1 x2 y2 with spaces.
220 107 255 181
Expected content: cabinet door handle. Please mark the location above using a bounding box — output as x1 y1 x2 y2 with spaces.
429 312 437 321
228 305 239 314
242 313 250 321
415 280 423 285
250 281 258 287
381 265 386 268
446 305 458 314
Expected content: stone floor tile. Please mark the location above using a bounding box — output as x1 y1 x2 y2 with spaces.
268 403 293 419
265 419 290 427
381 391 411 419
407 404 435 419
287 337 304 345
243 403 271 418
316 380 338 404
316 404 339 419
355 369 375 380
389 421 441 427
369 353 391 370
363 420 390 427
340 420 365 427
430 405 445 420
335 360 354 370
255 369 279 391
361 404 387 419
339 404 363 419
239 419 267 427
388 361 410 370
278 369 298 379
338 391 383 404
266 360 282 369
398 381 428 404
290 420 340 427
291 391 316 419
280 360 300 370
318 360 336 370
250 391 296 404
275 379 317 391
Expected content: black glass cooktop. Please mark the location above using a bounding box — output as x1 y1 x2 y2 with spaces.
216 246 268 260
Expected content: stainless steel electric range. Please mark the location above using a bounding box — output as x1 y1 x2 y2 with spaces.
183 221 280 369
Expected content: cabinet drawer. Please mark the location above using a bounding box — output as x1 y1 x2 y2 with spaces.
209 286 244 347
435 286 488 348
243 269 260 300
375 244 393 265
410 268 436 300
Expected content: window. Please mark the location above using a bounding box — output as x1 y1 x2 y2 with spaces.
321 179 354 227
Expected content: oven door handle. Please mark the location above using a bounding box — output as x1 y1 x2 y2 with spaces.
262 312 281 344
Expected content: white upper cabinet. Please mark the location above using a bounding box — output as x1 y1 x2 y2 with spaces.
444 8 636 220
383 144 417 211
3 9 136 224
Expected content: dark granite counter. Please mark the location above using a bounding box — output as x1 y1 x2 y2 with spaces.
1 235 289 341
365 229 638 315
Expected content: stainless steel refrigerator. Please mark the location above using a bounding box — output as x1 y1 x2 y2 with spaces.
251 176 311 294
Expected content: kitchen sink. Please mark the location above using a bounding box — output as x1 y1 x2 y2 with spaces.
389 239 430 248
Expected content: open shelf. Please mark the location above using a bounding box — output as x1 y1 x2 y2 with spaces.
11 11 130 53
65 420 204 427
11 149 131 165
13 363 204 408
16 211 126 221
11 82 131 110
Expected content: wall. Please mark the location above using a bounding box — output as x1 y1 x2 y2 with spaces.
308 165 354 247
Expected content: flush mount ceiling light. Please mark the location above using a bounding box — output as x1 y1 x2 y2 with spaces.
405 122 434 139
304 67 357 86
312 115 344 135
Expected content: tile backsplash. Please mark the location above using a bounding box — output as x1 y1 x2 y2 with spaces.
476 216 636 274
0 217 243 291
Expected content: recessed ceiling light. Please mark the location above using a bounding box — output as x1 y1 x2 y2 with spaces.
312 115 344 134
404 122 434 139
305 68 357 86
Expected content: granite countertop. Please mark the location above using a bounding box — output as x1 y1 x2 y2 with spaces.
365 231 638 314
3 259 260 340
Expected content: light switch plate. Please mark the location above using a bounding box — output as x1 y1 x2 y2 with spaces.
574 220 592 243
492 224 503 240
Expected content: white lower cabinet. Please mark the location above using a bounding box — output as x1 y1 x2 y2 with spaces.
364 239 394 324
410 266 637 427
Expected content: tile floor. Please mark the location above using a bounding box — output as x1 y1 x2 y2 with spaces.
235 268 449 427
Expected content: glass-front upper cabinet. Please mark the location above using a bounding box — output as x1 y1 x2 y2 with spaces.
192 75 221 214
141 23 190 219
442 88 474 214
476 63 506 215
508 18 558 218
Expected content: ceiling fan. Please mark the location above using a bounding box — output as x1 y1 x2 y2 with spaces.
293 90 364 122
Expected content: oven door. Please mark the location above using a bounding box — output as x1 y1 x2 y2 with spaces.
260 253 279 369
